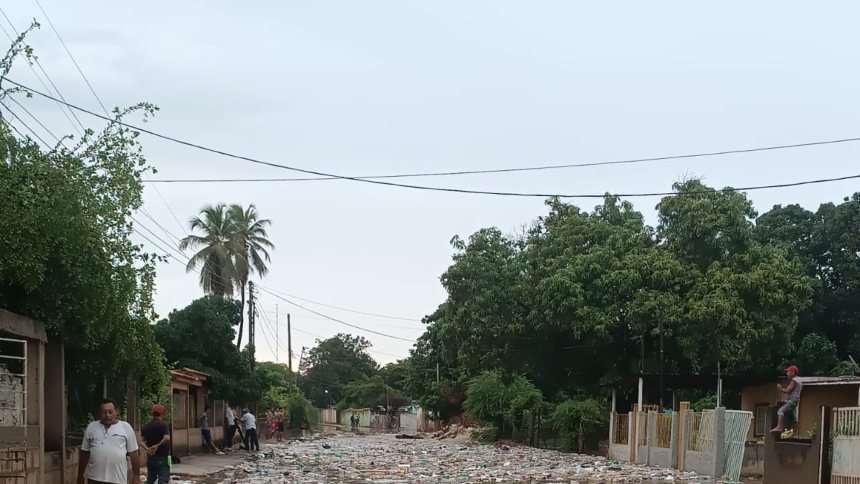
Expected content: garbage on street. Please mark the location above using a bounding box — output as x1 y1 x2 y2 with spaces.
214 434 734 483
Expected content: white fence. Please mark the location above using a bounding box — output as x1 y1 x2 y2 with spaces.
609 408 751 481
832 407 860 484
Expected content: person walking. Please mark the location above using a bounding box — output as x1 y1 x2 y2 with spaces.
224 402 237 450
140 404 171 484
771 365 803 435
242 408 260 451
77 398 141 484
201 405 225 455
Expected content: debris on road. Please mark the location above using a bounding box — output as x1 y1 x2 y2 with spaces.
214 434 738 483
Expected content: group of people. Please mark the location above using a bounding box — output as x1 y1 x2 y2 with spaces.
263 407 287 442
75 399 264 484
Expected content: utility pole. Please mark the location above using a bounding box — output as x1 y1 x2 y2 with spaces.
275 304 279 363
436 362 440 384
659 307 665 409
287 313 293 373
248 281 255 353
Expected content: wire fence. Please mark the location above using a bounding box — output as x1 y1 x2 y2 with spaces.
686 410 715 452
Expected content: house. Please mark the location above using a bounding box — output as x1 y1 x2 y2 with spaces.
740 375 860 440
0 309 70 484
166 368 226 456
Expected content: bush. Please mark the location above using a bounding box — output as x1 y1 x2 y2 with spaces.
464 371 543 439
551 398 605 452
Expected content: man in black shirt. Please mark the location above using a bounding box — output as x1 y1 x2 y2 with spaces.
141 404 171 484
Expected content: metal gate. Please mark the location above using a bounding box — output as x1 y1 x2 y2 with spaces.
722 410 753 480
832 407 860 484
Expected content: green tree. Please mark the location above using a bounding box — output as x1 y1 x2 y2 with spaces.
795 333 839 376
0 28 165 422
228 203 274 348
153 296 259 402
299 334 378 407
756 195 860 359
180 203 236 297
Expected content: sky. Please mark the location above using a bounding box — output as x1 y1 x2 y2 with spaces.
2 1 859 368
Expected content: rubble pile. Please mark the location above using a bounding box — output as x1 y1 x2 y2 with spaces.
431 423 474 440
214 434 742 483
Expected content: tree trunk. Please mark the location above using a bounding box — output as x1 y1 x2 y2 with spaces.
236 279 247 348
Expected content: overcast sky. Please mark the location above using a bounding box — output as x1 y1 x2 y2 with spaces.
3 1 859 368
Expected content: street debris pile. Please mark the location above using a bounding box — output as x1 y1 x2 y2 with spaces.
430 423 474 440
214 434 738 483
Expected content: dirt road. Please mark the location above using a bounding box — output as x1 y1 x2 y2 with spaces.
213 434 735 483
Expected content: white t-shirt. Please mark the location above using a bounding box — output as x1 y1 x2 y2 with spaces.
225 406 236 425
81 420 139 484
241 413 257 430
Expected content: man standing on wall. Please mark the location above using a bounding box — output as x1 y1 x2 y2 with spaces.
140 404 171 484
771 365 803 435
77 398 141 484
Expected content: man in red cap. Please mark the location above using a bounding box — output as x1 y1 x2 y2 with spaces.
771 365 803 435
141 404 171 484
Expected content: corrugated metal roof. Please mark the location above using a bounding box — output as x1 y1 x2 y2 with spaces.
796 376 860 386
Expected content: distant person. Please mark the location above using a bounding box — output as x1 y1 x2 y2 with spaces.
201 405 225 455
242 408 260 451
224 402 237 450
77 398 140 484
771 365 803 435
275 408 285 441
140 404 171 484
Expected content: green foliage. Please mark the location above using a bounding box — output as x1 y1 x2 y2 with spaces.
831 361 858 376
692 394 718 412
410 181 815 418
299 334 379 407
0 30 165 423
463 371 542 437
796 333 839 376
260 385 314 429
551 399 606 452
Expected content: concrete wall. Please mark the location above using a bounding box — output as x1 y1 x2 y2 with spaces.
649 447 672 468
608 443 630 461
762 406 830 484
684 450 715 476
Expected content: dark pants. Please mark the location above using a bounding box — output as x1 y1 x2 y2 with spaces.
225 424 237 448
245 428 260 451
146 455 170 484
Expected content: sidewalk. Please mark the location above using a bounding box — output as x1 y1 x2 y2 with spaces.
166 451 248 478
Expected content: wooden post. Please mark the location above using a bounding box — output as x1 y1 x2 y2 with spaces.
631 404 639 461
677 401 690 470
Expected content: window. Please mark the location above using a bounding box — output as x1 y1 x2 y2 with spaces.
754 404 769 436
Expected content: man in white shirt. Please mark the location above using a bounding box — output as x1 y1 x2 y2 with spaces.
241 408 259 451
224 402 237 449
77 398 140 484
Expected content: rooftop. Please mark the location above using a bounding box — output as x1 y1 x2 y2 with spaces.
796 376 860 386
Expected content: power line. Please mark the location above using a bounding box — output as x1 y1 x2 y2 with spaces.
257 286 416 343
6 78 860 199
27 2 190 236
6 95 61 144
32 0 109 116
0 102 51 147
143 135 860 184
0 6 85 135
257 285 421 322
261 310 423 331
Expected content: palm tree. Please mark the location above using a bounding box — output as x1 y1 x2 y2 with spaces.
179 203 237 297
229 203 274 348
